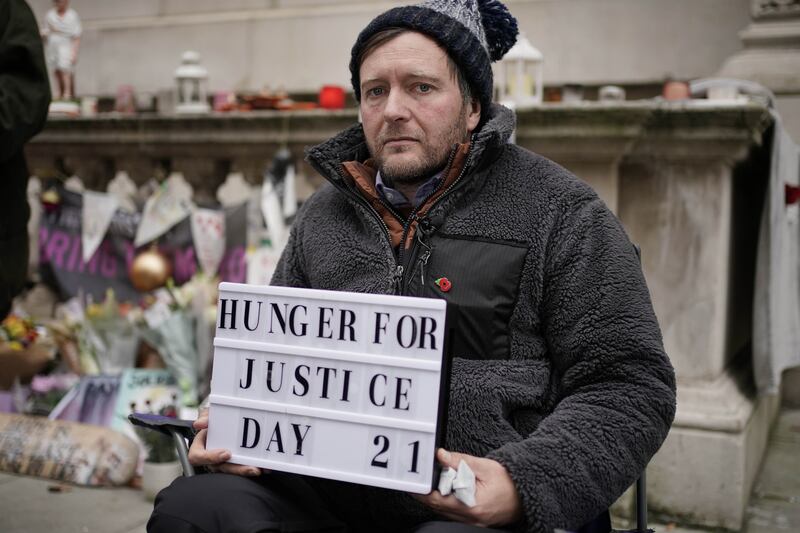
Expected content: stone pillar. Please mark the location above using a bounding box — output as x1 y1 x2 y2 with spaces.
617 104 777 530
718 0 800 141
515 106 650 214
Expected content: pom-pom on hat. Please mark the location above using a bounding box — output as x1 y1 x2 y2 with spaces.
350 0 519 116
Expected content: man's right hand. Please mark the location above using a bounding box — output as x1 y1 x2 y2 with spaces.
188 408 264 476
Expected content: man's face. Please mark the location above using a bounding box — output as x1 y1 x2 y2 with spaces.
359 32 481 185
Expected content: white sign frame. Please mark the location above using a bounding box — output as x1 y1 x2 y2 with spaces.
207 282 452 494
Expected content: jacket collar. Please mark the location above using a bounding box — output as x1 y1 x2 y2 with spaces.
305 103 516 185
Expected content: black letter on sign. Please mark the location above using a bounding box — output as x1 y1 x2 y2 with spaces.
239 358 254 389
289 305 308 337
316 366 337 399
317 307 334 339
369 374 387 407
396 315 417 349
218 299 237 330
293 365 310 396
371 435 390 468
243 300 262 331
419 316 437 350
240 417 260 449
291 424 311 456
268 303 288 334
339 309 357 341
394 377 412 411
373 312 390 344
340 369 352 402
265 361 285 393
266 422 284 453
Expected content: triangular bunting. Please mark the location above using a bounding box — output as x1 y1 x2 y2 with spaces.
190 208 226 275
82 191 119 262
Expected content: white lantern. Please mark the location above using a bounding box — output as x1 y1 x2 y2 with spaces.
174 51 210 114
495 34 544 107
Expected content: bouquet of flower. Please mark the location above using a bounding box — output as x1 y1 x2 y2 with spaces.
139 274 218 407
55 291 143 375
1 314 39 351
0 313 56 390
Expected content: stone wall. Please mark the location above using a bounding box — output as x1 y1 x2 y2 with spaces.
28 0 751 97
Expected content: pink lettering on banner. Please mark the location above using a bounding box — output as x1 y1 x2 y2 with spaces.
67 233 82 272
78 240 100 275
221 246 247 283
101 241 117 277
40 226 247 290
172 247 197 284
39 229 123 280
46 231 71 269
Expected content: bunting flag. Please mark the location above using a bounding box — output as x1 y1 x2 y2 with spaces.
261 179 287 248
190 208 226 275
81 191 119 263
282 164 297 219
246 245 283 286
40 188 248 303
134 180 193 247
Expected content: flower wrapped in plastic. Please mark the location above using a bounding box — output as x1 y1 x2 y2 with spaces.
139 276 217 407
55 291 142 375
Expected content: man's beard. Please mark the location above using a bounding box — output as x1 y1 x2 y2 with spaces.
373 105 469 187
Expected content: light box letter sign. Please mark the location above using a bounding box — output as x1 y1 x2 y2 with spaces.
207 282 451 493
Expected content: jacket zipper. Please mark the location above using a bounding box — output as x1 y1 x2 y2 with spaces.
325 165 407 293
309 132 476 295
399 134 476 294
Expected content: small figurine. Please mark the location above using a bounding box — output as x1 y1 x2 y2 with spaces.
41 0 82 100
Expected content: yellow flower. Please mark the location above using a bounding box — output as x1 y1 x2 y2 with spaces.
6 321 26 339
8 341 24 351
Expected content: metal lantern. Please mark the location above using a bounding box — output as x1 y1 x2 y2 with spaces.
174 51 210 114
496 34 544 107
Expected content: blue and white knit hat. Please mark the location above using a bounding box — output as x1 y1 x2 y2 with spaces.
350 0 519 114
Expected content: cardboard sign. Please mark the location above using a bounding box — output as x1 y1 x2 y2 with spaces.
207 283 450 494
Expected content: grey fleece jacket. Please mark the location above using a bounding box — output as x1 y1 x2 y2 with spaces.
272 104 676 532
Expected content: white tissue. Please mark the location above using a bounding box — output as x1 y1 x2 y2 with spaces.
437 460 476 507
438 466 457 495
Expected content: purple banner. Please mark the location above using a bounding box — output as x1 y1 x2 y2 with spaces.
39 188 247 302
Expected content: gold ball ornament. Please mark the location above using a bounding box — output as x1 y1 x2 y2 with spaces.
129 248 172 292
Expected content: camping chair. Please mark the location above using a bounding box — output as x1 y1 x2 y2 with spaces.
129 413 652 533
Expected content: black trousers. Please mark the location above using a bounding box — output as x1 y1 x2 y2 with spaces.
148 472 509 533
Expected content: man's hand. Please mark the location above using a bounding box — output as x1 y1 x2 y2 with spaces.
413 449 523 527
188 408 265 477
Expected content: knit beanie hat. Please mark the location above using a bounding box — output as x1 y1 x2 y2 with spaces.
350 0 518 115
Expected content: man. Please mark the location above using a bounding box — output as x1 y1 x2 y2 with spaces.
0 0 51 320
150 1 676 532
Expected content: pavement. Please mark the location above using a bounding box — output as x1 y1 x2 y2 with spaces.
1 410 798 533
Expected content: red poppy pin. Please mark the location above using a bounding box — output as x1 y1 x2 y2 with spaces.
435 277 452 292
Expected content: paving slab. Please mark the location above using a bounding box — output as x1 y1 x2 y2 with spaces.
770 409 800 446
744 409 800 533
2 409 800 532
0 472 151 533
750 441 800 502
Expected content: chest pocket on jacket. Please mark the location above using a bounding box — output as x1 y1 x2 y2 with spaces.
408 234 528 360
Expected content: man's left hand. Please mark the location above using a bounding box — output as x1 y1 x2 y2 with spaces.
413 448 523 527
